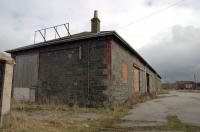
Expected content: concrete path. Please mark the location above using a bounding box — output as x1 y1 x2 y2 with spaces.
120 91 200 127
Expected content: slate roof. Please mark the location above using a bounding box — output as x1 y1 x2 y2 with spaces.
6 31 109 53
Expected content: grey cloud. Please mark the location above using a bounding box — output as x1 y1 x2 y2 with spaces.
143 0 200 13
139 25 200 82
0 0 147 51
180 0 200 11
0 0 200 85
0 0 132 50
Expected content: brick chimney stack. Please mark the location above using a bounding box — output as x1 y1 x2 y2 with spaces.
91 10 100 33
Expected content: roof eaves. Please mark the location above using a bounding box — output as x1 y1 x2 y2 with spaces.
6 31 114 53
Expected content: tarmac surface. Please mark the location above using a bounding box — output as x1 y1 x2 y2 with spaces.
120 90 200 127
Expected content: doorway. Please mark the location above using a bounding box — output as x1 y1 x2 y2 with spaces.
146 73 150 93
133 68 140 93
0 60 5 108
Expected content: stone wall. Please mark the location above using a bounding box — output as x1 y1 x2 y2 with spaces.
39 38 109 107
10 35 161 107
110 39 134 105
110 38 161 105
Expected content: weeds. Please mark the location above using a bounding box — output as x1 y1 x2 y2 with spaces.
166 115 200 132
11 100 105 114
3 94 158 132
108 93 157 118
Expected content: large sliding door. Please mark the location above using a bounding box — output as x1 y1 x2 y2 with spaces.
13 52 38 102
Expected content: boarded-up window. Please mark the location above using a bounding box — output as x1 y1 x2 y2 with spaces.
133 68 140 92
121 64 128 84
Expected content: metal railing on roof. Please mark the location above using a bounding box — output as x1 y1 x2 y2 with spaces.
34 23 71 44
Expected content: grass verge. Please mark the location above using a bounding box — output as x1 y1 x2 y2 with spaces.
166 115 200 132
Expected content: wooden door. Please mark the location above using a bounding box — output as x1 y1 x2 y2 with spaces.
133 68 140 93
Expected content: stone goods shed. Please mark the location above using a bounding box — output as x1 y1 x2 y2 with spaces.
7 11 161 107
0 51 14 127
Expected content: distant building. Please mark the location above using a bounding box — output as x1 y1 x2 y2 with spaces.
176 81 196 89
6 11 161 107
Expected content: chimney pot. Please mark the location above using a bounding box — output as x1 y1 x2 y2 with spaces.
94 10 98 18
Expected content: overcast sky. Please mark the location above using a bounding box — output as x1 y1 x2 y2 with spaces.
0 0 199 82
